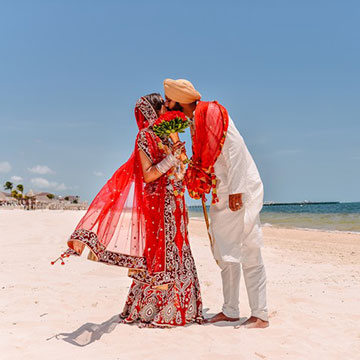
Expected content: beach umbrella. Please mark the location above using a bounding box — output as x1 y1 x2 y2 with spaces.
26 189 35 198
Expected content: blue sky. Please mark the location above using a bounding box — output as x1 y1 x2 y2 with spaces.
0 0 359 204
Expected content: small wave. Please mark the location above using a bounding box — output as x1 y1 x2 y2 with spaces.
260 224 360 235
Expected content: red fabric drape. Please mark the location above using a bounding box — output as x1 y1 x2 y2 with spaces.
185 101 229 204
67 97 168 274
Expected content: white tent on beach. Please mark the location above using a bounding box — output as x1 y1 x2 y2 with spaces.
26 189 35 198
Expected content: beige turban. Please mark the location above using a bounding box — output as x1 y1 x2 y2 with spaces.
163 78 201 104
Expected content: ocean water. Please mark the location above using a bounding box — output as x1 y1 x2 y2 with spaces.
188 202 360 233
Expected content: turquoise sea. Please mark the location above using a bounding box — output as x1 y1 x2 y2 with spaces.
188 202 360 233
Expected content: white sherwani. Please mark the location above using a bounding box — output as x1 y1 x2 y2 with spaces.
209 116 264 263
208 116 268 321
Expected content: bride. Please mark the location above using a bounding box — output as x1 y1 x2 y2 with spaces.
62 93 203 327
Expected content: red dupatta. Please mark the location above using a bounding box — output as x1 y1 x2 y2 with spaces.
185 101 229 204
56 97 167 274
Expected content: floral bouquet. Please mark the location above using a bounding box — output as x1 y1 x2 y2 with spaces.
153 111 189 163
153 111 189 138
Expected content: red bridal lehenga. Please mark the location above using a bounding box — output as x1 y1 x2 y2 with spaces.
64 97 203 328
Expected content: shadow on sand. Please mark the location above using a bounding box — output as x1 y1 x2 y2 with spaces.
49 314 122 346
47 308 245 346
203 308 247 327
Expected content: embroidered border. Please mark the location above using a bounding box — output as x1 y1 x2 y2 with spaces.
68 229 147 270
137 129 154 163
135 97 158 127
121 241 204 326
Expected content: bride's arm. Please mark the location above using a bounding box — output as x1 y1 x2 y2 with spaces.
139 141 181 183
139 145 179 184
139 149 164 183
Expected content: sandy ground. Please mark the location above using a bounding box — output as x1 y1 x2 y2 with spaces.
0 210 359 360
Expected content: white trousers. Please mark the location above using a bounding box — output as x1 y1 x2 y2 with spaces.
218 246 268 321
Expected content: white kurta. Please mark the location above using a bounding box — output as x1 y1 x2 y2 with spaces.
209 116 264 263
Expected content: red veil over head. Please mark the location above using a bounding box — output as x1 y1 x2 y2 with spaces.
66 97 162 271
185 101 229 204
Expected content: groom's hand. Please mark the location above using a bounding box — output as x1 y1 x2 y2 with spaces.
171 141 186 157
229 193 243 211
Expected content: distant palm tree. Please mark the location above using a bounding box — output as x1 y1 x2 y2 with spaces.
17 184 24 205
16 192 23 204
4 181 13 191
46 193 55 200
10 189 22 205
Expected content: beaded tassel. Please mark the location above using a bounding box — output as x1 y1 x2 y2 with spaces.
51 248 78 265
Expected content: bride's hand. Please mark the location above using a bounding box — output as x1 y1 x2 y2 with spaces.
172 141 185 153
163 145 172 155
174 162 186 181
172 141 186 160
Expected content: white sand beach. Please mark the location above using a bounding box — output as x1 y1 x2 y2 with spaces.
1 210 359 360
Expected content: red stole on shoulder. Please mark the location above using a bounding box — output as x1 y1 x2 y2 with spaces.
185 101 229 204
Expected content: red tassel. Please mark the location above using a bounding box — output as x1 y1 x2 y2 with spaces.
51 248 78 266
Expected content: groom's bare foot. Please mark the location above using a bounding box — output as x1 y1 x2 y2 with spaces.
240 316 269 328
205 312 239 324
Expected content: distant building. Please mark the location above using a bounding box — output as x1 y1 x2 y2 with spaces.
0 191 87 210
0 192 7 203
64 195 80 203
0 191 17 205
33 192 55 203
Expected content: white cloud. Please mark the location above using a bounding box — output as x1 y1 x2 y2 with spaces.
30 177 67 191
56 183 67 191
93 171 104 177
28 165 55 175
31 177 51 188
0 161 11 173
11 175 23 182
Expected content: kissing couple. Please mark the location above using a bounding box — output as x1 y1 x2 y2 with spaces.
56 79 269 329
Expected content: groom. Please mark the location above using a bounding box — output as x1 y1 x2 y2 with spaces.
163 78 269 328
